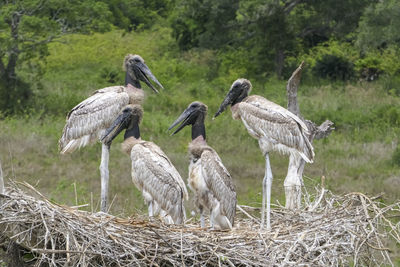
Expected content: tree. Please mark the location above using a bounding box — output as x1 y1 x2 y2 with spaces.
356 0 400 51
101 0 174 31
170 0 239 50
170 0 373 78
0 0 112 114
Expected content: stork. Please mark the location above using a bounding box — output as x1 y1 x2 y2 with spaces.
59 54 163 213
169 101 236 230
214 79 314 230
102 104 188 224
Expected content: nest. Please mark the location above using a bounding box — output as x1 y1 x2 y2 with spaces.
0 182 399 266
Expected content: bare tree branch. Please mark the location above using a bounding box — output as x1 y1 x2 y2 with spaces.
284 61 335 210
286 61 335 141
286 61 304 118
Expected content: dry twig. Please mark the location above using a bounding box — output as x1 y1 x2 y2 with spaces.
0 182 398 266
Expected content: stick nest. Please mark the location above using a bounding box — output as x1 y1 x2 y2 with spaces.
0 182 399 266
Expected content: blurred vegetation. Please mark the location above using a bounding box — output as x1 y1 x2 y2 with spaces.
0 3 399 260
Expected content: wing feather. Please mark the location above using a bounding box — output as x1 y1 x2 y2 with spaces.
200 149 237 225
239 95 314 162
131 142 187 223
59 86 129 153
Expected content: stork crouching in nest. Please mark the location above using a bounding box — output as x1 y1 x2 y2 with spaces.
169 101 237 230
102 105 188 224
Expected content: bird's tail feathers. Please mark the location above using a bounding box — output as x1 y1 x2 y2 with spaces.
300 135 315 163
170 200 186 225
59 134 95 154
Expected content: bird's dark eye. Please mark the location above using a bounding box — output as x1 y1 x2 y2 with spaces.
134 58 141 63
123 108 131 113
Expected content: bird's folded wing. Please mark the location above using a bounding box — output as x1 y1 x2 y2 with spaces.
59 86 129 151
241 96 314 162
131 142 189 207
201 149 237 224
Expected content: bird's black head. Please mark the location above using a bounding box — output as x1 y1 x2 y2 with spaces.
101 104 143 146
214 78 252 119
168 101 208 136
124 54 164 93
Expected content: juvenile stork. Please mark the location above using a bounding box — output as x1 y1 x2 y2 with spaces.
214 79 314 230
59 54 163 213
169 102 236 230
102 105 188 224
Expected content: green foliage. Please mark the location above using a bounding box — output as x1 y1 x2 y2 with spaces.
381 75 400 96
101 0 173 31
170 0 239 50
300 40 358 67
392 146 400 166
313 55 354 81
0 0 113 114
357 0 400 51
355 45 400 81
170 0 373 78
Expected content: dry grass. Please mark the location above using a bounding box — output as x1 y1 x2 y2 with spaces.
0 181 399 266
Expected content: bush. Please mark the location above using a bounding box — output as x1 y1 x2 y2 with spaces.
380 75 400 96
100 66 122 84
313 54 354 81
392 146 400 166
354 46 400 81
299 39 358 81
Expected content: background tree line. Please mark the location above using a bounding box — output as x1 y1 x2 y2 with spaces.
1 0 400 115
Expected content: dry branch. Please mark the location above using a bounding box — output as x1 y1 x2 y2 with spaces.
285 62 335 210
0 182 399 266
286 62 335 142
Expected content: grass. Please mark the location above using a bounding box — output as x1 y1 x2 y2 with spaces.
1 27 399 219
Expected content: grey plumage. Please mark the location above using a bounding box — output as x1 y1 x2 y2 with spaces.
189 143 236 228
214 78 314 230
59 86 130 153
58 54 163 213
234 95 314 162
102 104 188 224
127 139 188 224
59 54 158 153
169 101 236 230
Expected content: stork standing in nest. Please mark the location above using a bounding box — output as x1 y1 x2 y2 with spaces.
169 102 236 230
102 105 188 224
214 79 314 230
59 54 163 213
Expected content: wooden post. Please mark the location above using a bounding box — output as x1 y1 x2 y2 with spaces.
285 62 334 209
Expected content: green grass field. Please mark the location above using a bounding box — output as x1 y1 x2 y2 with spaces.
1 28 399 219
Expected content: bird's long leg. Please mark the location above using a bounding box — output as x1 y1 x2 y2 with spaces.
100 143 110 213
148 201 153 217
199 206 205 228
266 153 273 230
261 153 273 230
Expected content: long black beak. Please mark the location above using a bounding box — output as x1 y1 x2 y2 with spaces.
168 106 196 135
101 111 132 146
137 62 164 93
213 89 238 119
